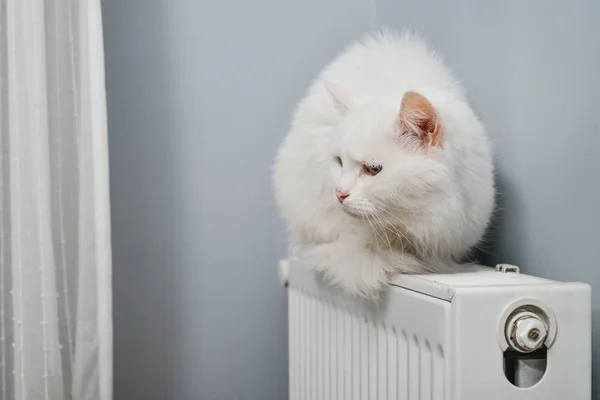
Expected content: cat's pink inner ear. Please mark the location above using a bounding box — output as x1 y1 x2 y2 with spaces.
399 91 441 147
325 81 354 111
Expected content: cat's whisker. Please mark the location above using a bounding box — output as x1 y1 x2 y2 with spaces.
372 201 414 212
364 214 380 246
373 208 427 259
375 205 418 237
384 214 428 259
363 214 381 247
368 215 388 252
375 218 410 254
372 200 433 216
370 213 394 260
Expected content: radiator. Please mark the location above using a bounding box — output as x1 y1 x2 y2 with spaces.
279 260 591 400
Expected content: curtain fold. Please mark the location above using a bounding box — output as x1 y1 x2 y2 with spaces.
0 1 113 399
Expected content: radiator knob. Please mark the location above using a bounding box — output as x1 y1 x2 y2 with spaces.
507 312 548 353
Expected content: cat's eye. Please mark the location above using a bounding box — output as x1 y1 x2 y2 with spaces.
363 164 382 175
335 156 343 167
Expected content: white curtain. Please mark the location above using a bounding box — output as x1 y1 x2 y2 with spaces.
0 1 112 399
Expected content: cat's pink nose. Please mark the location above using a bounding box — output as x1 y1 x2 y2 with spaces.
335 188 349 203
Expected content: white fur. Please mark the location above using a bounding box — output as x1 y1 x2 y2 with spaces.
273 30 495 297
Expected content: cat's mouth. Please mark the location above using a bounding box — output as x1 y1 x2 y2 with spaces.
342 207 366 218
340 200 376 218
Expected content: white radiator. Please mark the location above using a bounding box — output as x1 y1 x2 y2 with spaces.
279 260 591 400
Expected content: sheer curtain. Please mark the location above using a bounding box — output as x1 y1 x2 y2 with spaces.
0 1 112 399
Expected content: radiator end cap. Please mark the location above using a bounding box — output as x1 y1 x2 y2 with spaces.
278 259 290 288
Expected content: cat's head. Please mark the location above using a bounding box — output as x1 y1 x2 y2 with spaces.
325 82 451 221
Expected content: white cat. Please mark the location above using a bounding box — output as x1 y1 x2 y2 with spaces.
273 30 495 297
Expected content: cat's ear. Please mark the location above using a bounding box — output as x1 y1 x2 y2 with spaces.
325 81 354 113
398 91 441 149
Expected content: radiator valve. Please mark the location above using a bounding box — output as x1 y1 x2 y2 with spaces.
506 310 548 353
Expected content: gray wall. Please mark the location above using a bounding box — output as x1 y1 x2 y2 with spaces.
103 1 374 399
103 0 599 399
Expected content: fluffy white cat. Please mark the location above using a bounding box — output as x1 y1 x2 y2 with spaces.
273 30 495 297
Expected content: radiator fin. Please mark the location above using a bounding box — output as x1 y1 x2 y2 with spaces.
289 289 445 400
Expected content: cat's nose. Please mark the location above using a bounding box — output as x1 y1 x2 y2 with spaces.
335 188 349 203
